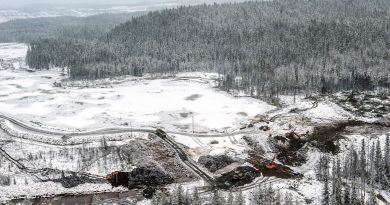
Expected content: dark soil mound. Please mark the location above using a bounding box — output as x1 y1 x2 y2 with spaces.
128 166 174 189
307 122 362 154
106 165 174 189
143 187 157 199
276 137 308 166
198 155 235 172
216 166 259 189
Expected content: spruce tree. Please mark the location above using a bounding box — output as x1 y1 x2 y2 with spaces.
322 170 330 205
343 185 350 205
211 190 221 205
284 193 294 205
227 191 234 205
375 140 382 184
385 135 389 175
192 188 201 205
360 139 367 184
176 185 184 205
350 181 358 205
235 190 245 205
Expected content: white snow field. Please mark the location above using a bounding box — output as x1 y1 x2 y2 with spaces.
0 43 27 60
0 44 274 132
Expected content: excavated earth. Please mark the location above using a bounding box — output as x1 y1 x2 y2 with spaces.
120 137 196 184
247 153 303 179
215 166 259 190
198 155 235 173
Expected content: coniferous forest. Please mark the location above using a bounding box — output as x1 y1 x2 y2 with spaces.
0 13 145 43
317 136 390 205
26 0 390 99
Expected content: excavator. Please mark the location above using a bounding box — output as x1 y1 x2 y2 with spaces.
266 155 277 169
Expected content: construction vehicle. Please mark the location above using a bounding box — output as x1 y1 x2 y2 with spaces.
156 128 168 138
266 155 277 169
285 131 309 139
285 131 300 139
106 171 129 187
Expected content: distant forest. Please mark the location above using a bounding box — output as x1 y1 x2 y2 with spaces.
0 12 144 42
25 0 390 99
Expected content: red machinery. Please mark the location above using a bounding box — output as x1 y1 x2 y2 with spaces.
266 155 277 169
285 131 309 139
285 131 299 139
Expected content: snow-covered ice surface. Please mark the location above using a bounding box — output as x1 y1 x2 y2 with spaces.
0 70 274 132
0 43 27 60
0 43 28 70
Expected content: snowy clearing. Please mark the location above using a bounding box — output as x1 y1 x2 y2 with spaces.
0 69 274 132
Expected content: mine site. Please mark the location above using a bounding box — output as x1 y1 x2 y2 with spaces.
0 42 389 205
1 0 390 205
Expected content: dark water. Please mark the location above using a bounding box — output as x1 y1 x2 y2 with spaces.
5 191 143 205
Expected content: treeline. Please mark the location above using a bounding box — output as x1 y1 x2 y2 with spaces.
26 0 390 98
151 184 299 205
317 136 390 204
0 12 144 43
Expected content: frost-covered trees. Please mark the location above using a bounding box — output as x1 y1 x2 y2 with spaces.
0 13 144 43
151 186 190 205
151 191 169 205
26 0 390 99
226 191 234 205
150 185 297 205
192 188 201 205
385 135 390 175
319 138 390 205
252 184 278 205
317 155 330 181
235 190 245 205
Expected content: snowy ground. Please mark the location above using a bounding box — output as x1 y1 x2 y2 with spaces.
0 72 274 133
0 43 27 60
0 44 275 132
0 43 27 70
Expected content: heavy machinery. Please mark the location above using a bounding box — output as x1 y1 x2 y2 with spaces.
285 131 309 139
106 171 129 187
156 128 168 138
266 155 277 169
285 131 300 139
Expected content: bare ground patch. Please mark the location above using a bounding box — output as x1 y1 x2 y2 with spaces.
237 112 248 117
185 94 202 101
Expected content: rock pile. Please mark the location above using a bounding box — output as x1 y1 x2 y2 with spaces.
198 155 234 172
128 165 174 189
